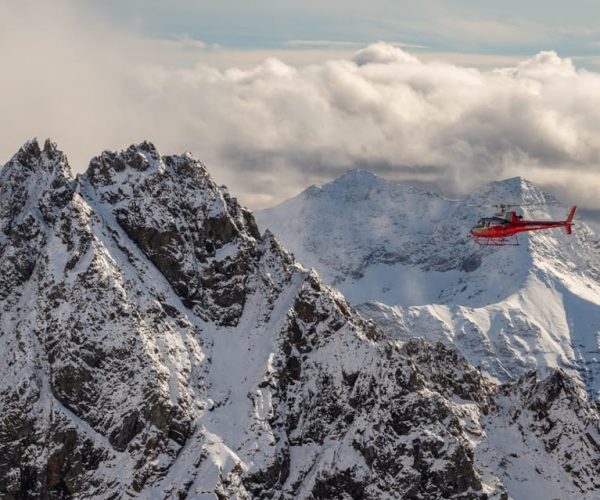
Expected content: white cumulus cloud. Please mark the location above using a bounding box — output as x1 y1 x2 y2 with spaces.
1 2 599 209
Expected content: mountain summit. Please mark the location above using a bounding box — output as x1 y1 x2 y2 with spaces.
1 143 598 499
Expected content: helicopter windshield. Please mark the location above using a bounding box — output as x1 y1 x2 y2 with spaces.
473 217 508 230
489 217 509 226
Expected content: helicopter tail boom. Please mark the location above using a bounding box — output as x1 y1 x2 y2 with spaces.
565 206 577 234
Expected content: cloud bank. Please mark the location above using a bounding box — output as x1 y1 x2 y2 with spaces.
1 3 600 208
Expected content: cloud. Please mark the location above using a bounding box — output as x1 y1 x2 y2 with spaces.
285 40 427 50
1 2 600 210
353 42 421 65
285 40 365 48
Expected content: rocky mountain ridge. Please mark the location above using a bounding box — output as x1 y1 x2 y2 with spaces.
0 140 598 499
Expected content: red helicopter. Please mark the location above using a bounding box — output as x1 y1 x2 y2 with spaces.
470 203 577 246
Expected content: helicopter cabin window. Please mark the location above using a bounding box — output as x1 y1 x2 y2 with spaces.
476 219 485 228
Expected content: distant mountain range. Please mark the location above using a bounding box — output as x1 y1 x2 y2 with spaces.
257 170 600 400
1 141 598 499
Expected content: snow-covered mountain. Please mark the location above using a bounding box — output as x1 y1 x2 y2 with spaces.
257 171 600 400
1 141 598 499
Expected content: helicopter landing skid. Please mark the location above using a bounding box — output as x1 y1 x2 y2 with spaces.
472 235 519 246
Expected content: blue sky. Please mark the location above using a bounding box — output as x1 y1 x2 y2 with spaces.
93 0 600 63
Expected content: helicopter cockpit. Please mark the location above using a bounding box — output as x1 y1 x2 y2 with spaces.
473 217 509 229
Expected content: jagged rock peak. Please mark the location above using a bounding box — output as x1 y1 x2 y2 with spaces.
297 169 385 199
80 141 262 325
333 168 384 184
493 176 535 189
298 172 555 208
3 138 72 179
85 141 165 186
82 141 257 237
17 136 41 157
502 176 541 196
301 169 444 204
0 139 75 229
322 168 388 192
476 175 558 205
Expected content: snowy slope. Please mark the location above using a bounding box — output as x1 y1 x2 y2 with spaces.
257 171 600 399
0 141 598 499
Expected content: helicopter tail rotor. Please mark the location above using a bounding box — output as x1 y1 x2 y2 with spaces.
564 206 577 235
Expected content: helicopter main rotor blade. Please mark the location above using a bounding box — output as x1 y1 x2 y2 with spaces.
468 201 561 208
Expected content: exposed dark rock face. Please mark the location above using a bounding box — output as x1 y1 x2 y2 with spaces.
481 370 600 495
84 142 260 326
0 140 598 499
0 139 73 299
